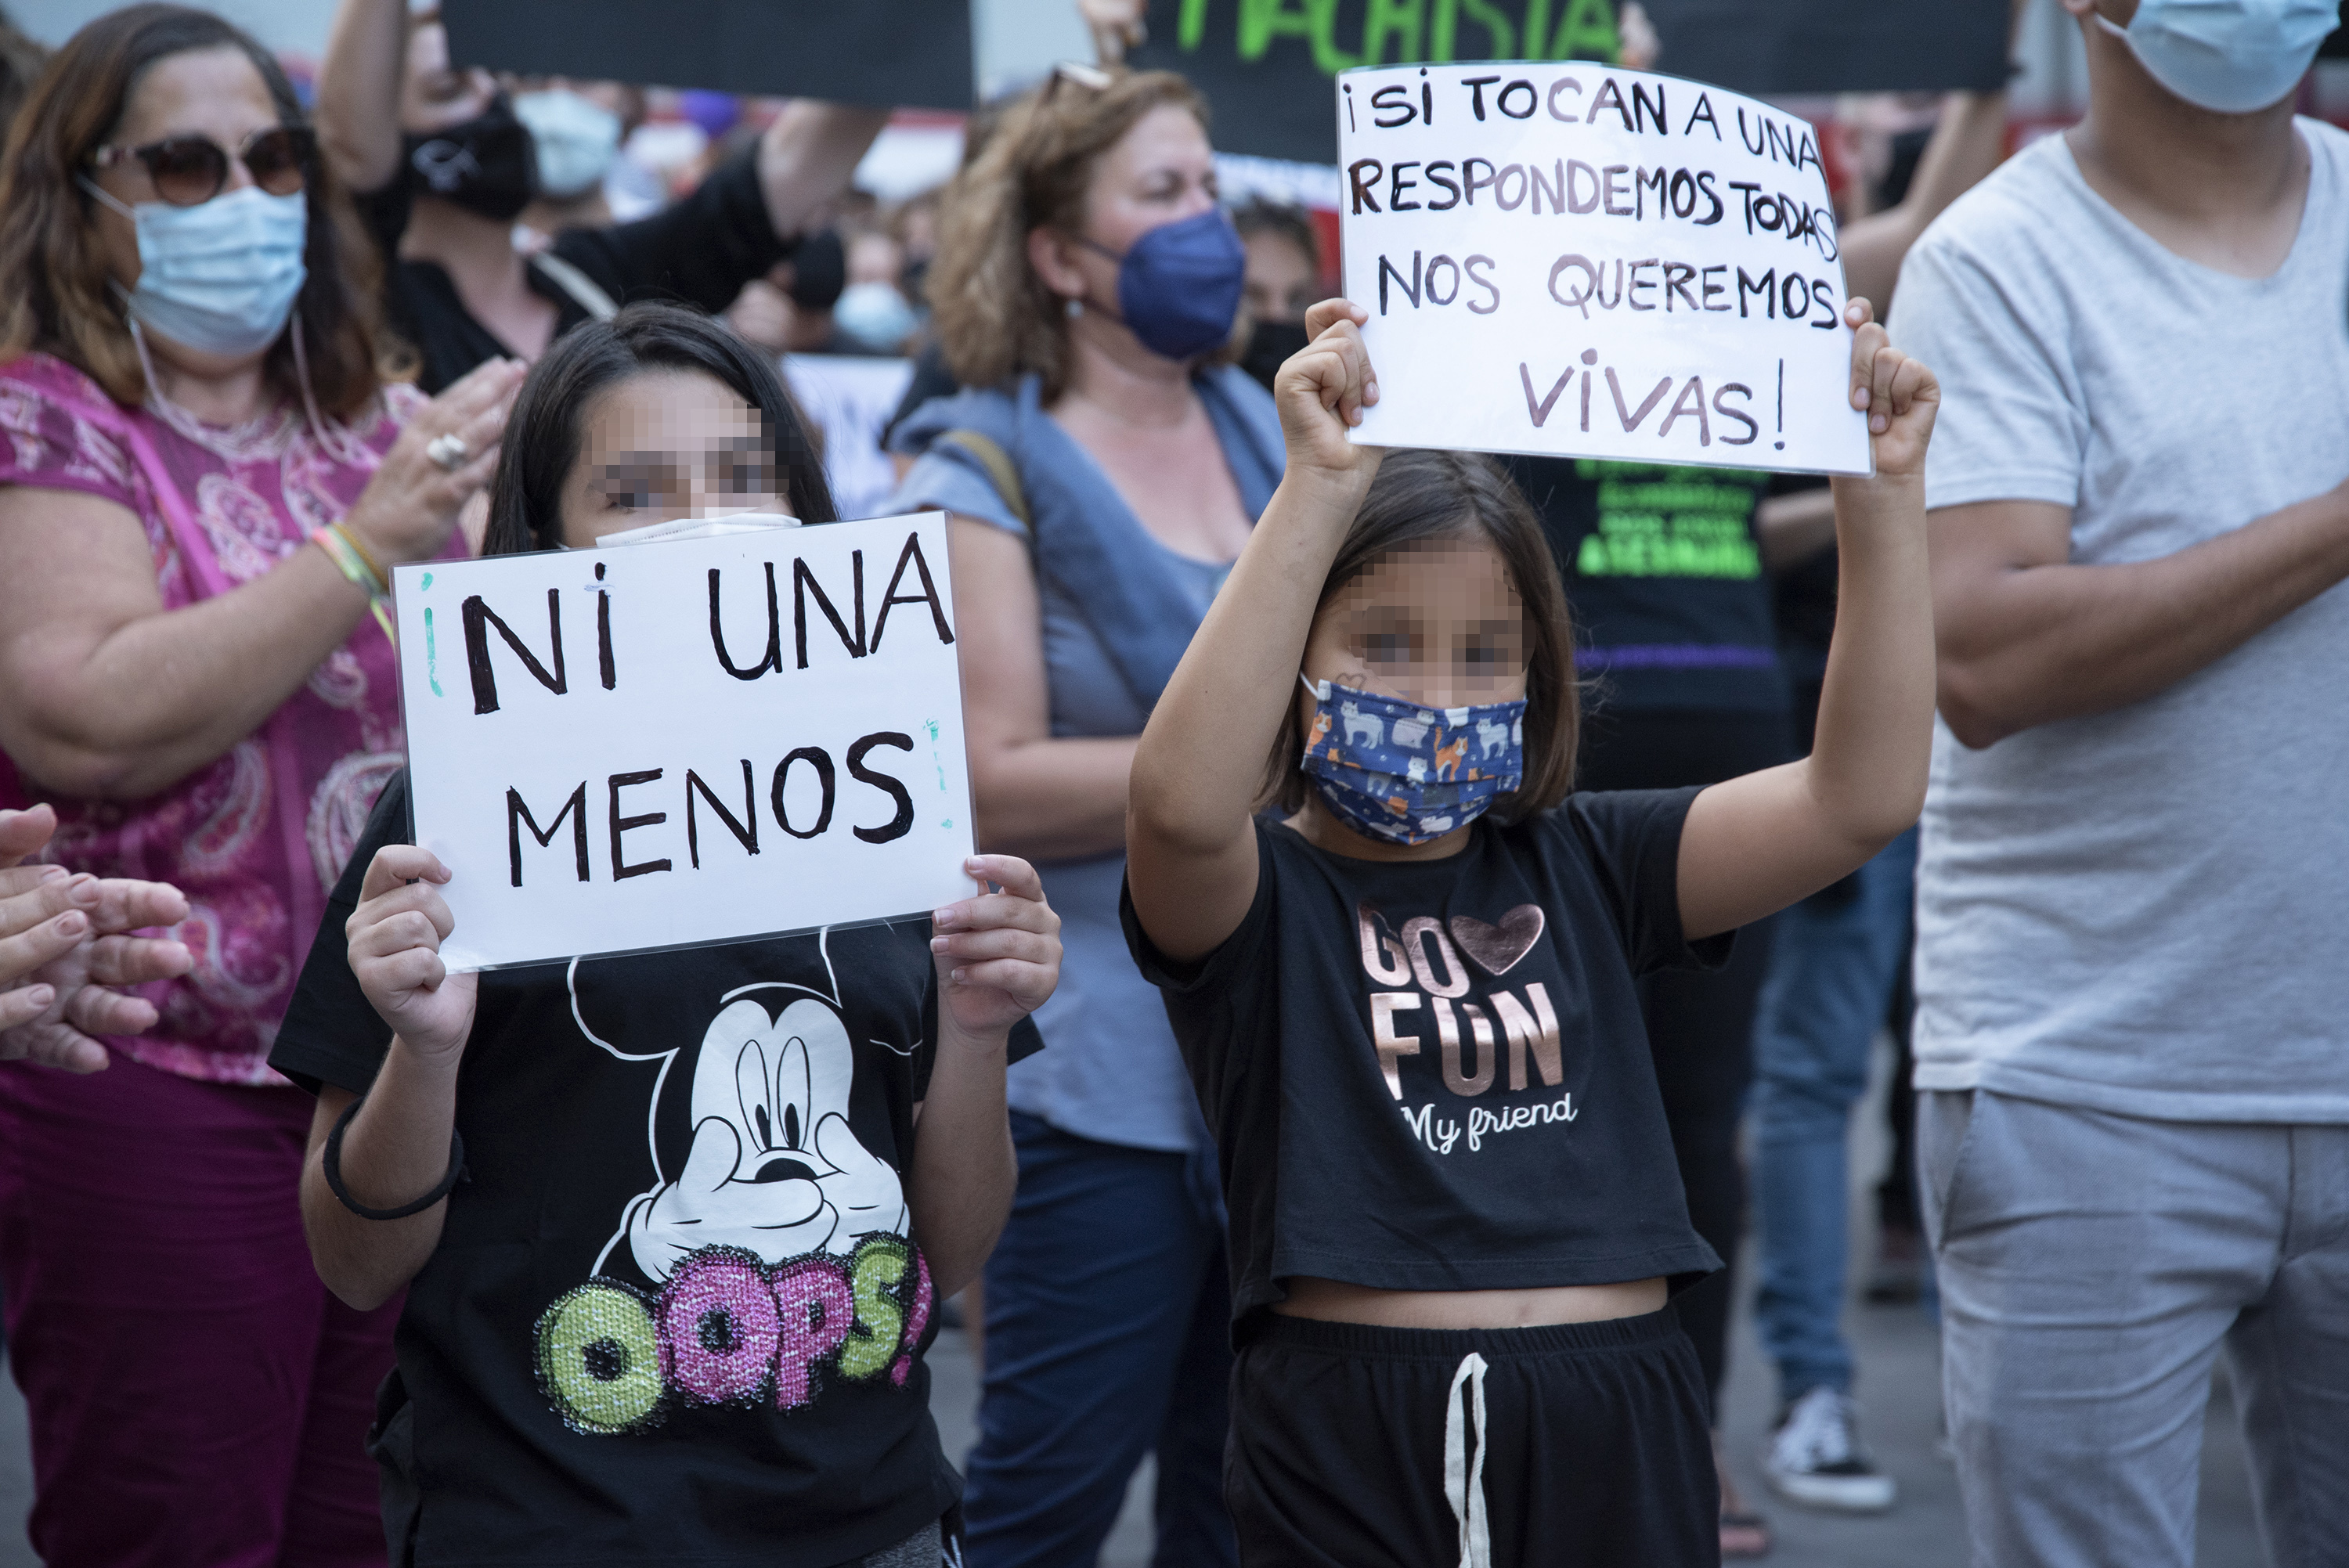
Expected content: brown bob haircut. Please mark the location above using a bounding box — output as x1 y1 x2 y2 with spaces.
928 66 1238 402
0 4 403 419
1260 449 1581 822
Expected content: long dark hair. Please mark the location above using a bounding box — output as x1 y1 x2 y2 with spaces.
0 3 402 416
482 302 835 556
1260 449 1581 821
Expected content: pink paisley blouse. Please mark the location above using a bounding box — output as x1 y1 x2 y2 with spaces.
0 352 452 1085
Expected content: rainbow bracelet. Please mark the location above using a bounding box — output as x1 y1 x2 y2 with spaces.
312 524 396 647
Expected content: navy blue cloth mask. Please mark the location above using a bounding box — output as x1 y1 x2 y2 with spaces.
1081 210 1247 360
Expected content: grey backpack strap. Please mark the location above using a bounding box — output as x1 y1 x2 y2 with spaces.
529 251 619 321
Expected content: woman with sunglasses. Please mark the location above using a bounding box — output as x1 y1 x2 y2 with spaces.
313 0 884 394
0 7 521 1563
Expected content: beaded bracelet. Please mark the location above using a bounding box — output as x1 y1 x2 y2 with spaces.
312 523 397 647
323 1093 467 1221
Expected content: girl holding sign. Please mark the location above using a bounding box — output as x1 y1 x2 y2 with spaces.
269 304 1063 1567
1121 298 1936 1563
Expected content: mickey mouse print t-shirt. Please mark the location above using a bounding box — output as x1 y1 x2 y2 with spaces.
272 772 1035 1566
1123 788 1727 1326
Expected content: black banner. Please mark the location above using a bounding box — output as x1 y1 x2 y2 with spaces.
1133 0 1622 165
1133 0 2009 164
1638 0 2008 100
440 0 975 113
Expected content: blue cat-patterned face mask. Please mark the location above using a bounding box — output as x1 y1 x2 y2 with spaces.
1298 676 1527 846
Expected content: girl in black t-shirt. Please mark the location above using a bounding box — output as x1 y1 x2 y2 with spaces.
1122 297 1939 1563
272 305 1062 1567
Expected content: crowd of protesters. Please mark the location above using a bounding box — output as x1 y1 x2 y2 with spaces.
0 0 2344 1566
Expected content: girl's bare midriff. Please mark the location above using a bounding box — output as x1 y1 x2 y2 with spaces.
1272 1275 1668 1330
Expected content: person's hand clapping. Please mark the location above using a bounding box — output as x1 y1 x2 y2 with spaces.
1275 298 1385 498
1846 297 1939 481
342 358 527 567
0 804 193 1071
347 845 478 1065
929 856 1061 1046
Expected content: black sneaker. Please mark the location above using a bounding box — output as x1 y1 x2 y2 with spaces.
1761 1386 1896 1512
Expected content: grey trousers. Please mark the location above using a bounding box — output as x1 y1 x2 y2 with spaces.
1920 1090 2349 1568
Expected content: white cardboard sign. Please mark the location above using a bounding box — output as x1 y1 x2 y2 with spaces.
392 513 974 971
1337 63 1871 476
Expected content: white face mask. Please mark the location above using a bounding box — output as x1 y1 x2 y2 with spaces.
514 88 622 201
2097 0 2341 115
832 282 918 354
585 512 800 548
85 181 307 358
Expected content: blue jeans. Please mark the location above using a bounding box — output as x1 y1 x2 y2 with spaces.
962 1113 1238 1568
1750 828 1917 1404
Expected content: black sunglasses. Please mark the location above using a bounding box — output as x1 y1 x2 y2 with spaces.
88 124 315 207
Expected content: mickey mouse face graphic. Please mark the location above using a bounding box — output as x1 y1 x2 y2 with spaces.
592 986 910 1285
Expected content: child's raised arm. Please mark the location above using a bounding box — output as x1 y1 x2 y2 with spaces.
1127 300 1384 962
1676 301 1940 939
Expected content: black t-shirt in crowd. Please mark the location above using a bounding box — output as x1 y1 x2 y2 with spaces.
270 772 1038 1566
1505 456 1787 716
1121 790 1727 1332
360 146 792 394
1769 475 1839 752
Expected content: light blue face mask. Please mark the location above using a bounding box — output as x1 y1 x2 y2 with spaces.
2098 0 2340 114
833 281 919 354
84 181 307 357
514 88 622 201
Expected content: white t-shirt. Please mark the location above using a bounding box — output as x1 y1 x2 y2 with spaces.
1893 124 2349 1122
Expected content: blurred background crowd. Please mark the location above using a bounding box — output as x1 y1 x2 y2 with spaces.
0 0 2339 1565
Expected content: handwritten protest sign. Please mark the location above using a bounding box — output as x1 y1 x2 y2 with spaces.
392 514 973 971
1337 63 1870 476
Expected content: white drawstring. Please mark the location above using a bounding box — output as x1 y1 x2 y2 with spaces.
288 316 379 469
1442 1350 1491 1568
289 315 332 453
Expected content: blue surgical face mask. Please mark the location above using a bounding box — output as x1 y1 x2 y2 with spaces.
1080 208 1247 361
84 181 307 358
1298 676 1527 847
514 88 622 200
2098 0 2340 114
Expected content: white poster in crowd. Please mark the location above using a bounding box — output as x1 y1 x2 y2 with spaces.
392 514 973 971
1337 63 1870 476
783 354 920 522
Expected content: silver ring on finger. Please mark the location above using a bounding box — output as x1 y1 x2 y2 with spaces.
425 432 471 473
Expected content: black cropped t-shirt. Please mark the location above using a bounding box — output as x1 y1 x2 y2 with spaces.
1122 788 1728 1329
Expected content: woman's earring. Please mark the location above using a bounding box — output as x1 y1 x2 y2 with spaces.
1065 297 1083 319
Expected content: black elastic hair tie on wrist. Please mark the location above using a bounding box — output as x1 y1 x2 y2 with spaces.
323 1092 467 1220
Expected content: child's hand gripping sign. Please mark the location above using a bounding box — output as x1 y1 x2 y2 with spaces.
1337 61 1872 476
